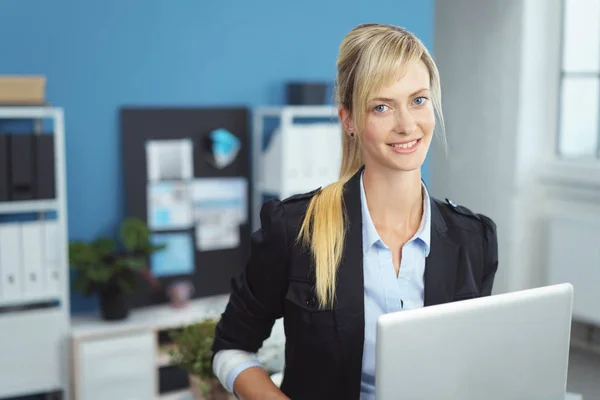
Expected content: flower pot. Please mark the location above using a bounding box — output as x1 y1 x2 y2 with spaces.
189 374 233 400
99 286 129 321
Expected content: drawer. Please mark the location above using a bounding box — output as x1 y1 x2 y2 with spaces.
81 330 154 360
78 331 155 400
81 375 153 400
0 309 66 394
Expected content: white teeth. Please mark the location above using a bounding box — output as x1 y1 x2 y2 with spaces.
391 140 417 149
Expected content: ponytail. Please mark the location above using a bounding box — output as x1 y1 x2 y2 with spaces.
298 132 362 309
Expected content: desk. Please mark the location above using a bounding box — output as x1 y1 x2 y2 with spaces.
70 295 285 400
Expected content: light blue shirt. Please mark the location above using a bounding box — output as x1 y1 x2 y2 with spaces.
359 173 431 399
215 175 431 398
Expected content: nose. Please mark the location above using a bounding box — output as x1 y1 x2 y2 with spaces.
394 108 417 136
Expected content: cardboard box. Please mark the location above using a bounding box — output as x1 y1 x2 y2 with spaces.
0 75 46 105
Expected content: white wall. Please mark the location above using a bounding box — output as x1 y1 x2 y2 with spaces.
430 0 575 295
431 0 525 294
431 0 600 331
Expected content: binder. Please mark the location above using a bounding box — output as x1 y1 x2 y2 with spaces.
0 135 7 201
42 221 61 296
8 134 35 201
35 135 56 199
0 224 23 303
20 222 44 299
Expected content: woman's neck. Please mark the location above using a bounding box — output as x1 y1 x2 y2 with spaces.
362 166 424 232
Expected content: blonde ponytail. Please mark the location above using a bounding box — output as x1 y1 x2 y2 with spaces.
298 131 363 309
298 24 444 309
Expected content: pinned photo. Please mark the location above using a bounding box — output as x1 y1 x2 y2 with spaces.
149 232 195 278
146 138 194 181
147 181 193 230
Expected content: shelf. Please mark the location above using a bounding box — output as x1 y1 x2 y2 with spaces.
71 294 230 340
0 295 61 310
254 105 338 118
157 344 176 367
0 106 63 120
0 199 58 214
159 388 192 400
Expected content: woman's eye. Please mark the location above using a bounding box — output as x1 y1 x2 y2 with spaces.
413 96 428 106
374 104 388 113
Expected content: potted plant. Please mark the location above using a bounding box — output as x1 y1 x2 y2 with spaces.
68 217 164 320
168 318 233 400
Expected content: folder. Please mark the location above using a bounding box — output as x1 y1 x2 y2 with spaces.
35 135 56 199
8 134 35 201
0 135 7 202
20 222 44 299
42 221 61 296
0 224 23 303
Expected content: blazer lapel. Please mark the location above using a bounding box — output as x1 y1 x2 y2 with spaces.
333 169 365 398
424 199 461 306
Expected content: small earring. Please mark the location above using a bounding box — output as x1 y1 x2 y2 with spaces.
350 132 354 137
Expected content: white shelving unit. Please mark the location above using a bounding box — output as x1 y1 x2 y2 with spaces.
0 107 71 400
251 106 341 231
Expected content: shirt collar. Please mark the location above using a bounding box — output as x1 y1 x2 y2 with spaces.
360 172 431 256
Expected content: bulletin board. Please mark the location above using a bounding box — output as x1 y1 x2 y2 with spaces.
120 107 251 309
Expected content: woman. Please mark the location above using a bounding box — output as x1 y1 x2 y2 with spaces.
211 23 498 400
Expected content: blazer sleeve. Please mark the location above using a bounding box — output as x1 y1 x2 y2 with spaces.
212 198 289 355
479 214 499 296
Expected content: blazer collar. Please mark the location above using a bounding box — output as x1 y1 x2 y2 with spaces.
332 166 460 397
423 197 460 306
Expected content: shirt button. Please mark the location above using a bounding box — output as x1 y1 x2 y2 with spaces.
306 296 317 308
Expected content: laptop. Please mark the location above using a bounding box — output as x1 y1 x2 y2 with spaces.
375 283 574 400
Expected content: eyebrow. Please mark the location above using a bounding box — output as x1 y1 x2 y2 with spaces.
370 88 430 103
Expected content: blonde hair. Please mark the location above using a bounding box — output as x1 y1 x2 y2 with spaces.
298 23 445 309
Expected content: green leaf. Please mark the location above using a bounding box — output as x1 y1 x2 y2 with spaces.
91 237 116 258
69 242 99 267
115 256 146 270
120 217 150 253
168 318 220 378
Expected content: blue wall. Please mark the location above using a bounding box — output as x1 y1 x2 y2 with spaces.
0 0 434 315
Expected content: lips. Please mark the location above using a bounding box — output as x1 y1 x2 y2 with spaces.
388 139 419 149
387 138 421 154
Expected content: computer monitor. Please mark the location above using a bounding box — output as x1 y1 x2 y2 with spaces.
375 283 574 400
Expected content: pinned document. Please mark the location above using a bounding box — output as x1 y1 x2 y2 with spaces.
146 138 194 181
147 182 193 230
191 177 247 251
150 232 195 277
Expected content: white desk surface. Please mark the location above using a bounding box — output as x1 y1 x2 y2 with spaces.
70 294 230 339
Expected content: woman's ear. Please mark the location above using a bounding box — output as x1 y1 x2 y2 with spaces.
338 107 355 136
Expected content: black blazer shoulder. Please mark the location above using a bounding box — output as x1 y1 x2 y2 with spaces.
273 187 498 292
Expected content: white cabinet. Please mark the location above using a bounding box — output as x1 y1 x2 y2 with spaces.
0 309 67 398
0 107 70 399
70 294 286 400
77 331 155 400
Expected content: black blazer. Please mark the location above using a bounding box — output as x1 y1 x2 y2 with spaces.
212 169 499 400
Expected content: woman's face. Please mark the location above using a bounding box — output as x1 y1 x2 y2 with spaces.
346 60 436 174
